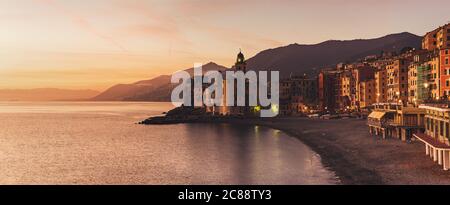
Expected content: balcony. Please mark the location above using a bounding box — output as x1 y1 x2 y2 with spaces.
367 119 392 128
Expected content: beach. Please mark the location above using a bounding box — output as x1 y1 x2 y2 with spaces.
234 117 450 185
140 106 450 185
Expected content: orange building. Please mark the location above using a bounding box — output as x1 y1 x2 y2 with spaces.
387 58 410 104
423 23 450 50
352 65 375 109
440 49 450 97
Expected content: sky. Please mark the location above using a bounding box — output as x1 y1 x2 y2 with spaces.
0 0 449 91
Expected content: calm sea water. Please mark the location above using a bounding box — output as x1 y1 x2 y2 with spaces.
0 102 338 184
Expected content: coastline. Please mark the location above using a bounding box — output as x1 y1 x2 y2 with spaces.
141 115 450 185
202 117 382 185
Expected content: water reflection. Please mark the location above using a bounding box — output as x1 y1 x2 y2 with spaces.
0 102 338 185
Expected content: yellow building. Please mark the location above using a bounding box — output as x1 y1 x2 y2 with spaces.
375 69 387 103
367 103 398 139
427 52 440 100
414 104 450 170
408 61 418 103
359 79 376 108
368 103 425 141
339 72 352 109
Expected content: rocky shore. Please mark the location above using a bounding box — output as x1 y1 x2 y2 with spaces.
140 109 450 185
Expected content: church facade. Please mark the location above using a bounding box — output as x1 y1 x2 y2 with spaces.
206 51 255 116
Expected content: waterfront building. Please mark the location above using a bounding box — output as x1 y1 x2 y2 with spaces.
414 104 450 170
408 50 432 104
422 23 450 51
280 74 318 115
359 79 376 108
368 103 425 141
367 103 398 138
427 51 441 100
352 65 375 110
375 68 388 103
389 105 425 141
440 49 450 98
279 79 291 115
290 75 318 113
339 71 352 110
387 58 411 104
318 70 340 113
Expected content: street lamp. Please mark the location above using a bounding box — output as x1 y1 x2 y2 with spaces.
423 83 431 102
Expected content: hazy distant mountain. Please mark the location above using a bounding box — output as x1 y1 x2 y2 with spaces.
246 32 422 77
0 88 100 101
92 32 422 102
92 62 228 101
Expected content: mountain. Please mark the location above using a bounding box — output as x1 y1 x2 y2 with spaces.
92 62 228 101
92 32 422 102
246 32 422 77
0 88 100 101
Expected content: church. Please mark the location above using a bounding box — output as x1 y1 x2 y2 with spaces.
207 50 255 116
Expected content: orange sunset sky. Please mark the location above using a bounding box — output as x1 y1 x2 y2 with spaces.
0 0 449 91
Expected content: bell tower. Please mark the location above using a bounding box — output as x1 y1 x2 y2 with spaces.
233 49 247 72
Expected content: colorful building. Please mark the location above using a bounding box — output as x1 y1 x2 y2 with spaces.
427 51 440 100
279 75 318 115
367 103 398 139
339 70 352 110
440 49 450 97
359 79 376 108
368 103 425 141
414 104 450 170
422 23 450 51
387 58 411 104
408 50 431 104
318 70 340 113
375 68 388 103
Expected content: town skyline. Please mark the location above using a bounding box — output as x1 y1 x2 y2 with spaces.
1 0 449 91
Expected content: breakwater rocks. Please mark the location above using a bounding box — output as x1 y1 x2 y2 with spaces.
138 106 251 125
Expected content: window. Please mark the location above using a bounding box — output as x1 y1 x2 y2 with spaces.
441 121 444 136
447 80 450 87
446 58 449 65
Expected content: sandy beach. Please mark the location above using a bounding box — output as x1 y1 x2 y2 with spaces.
221 117 450 185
